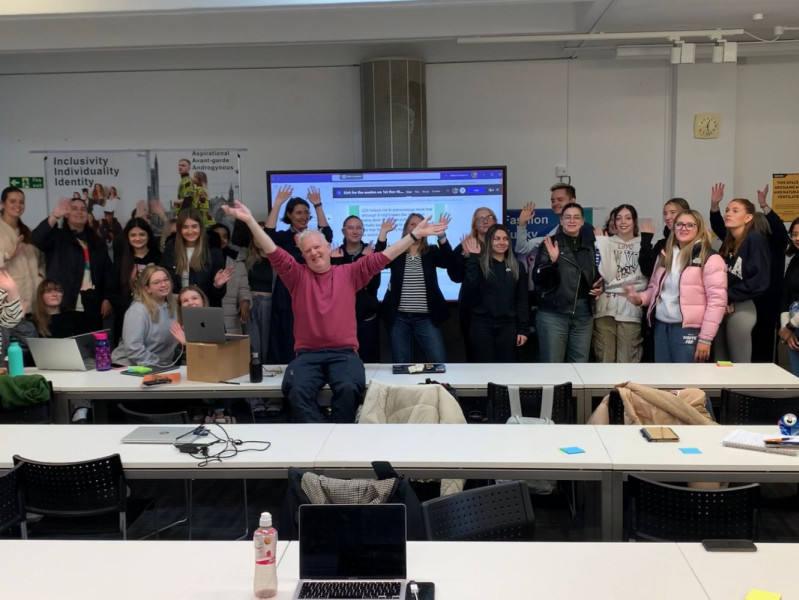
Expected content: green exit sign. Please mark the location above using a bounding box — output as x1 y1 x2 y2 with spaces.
9 177 44 189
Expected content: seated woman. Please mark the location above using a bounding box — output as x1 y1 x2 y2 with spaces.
31 278 82 338
170 285 209 347
110 266 178 367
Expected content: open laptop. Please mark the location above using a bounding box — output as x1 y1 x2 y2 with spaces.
121 425 210 445
182 307 247 344
70 328 112 365
28 337 91 371
294 504 408 600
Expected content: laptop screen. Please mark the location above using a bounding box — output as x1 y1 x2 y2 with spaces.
299 504 407 580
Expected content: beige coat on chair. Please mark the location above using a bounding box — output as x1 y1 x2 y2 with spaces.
359 379 466 495
588 381 716 426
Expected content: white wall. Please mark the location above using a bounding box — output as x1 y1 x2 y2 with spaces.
1 53 798 236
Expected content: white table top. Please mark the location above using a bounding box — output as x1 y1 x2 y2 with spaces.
314 423 611 471
0 424 335 474
0 540 288 600
596 424 799 473
372 362 581 389
277 541 709 600
573 362 799 390
679 542 798 600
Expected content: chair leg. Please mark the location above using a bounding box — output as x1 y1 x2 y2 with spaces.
139 480 191 540
236 480 250 541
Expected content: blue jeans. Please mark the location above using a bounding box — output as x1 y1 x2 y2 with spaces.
282 348 365 423
789 344 799 377
654 320 700 363
536 300 593 363
389 313 447 363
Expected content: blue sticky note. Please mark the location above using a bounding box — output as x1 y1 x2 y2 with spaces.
679 447 702 455
560 446 585 455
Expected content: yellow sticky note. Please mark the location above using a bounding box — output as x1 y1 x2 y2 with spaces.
746 589 781 600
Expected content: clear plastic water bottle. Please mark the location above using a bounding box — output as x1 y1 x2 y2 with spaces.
254 511 278 598
7 337 23 377
250 352 263 383
93 331 111 371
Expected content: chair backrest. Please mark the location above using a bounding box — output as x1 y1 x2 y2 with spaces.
13 453 126 518
606 389 625 424
719 389 799 425
487 382 575 424
117 404 190 424
627 475 760 542
422 480 535 541
0 462 26 536
0 380 53 424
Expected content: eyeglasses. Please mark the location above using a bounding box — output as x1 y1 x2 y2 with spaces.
149 278 172 286
475 216 495 224
674 222 697 230
561 215 583 222
344 226 363 232
790 233 799 239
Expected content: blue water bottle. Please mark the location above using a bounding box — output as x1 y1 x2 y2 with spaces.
7 337 24 377
93 331 112 371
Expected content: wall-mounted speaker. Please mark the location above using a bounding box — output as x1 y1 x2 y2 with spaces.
361 58 427 169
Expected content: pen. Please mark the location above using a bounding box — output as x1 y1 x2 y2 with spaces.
218 380 240 385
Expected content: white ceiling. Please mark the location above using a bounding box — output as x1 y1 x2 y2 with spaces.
1 0 799 63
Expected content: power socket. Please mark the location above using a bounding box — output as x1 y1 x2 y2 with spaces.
555 165 568 177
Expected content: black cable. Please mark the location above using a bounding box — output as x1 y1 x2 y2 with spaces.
185 423 271 467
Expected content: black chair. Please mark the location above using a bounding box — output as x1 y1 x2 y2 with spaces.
487 382 575 424
0 380 54 424
607 389 626 424
117 404 190 424
627 475 760 542
719 389 799 425
0 462 27 538
13 453 156 539
422 480 535 541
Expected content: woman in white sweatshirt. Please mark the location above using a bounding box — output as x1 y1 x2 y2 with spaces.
593 204 648 362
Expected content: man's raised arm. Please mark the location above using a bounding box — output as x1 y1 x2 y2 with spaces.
222 201 277 255
381 216 447 262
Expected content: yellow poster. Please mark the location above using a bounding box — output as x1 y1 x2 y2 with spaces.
773 173 799 221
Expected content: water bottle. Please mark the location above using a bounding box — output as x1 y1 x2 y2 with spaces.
250 352 263 383
93 331 112 371
253 511 278 598
7 337 23 377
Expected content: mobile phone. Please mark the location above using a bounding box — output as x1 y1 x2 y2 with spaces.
701 539 757 552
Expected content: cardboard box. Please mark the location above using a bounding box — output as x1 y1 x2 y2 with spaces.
186 337 249 383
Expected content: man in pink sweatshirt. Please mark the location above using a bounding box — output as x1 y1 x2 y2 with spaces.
224 201 447 423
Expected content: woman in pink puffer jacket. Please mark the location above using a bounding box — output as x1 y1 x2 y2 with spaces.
625 210 727 363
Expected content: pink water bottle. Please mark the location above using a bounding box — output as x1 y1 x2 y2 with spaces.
254 511 278 598
93 331 112 371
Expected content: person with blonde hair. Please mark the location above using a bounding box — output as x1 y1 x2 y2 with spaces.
625 210 726 363
111 265 179 367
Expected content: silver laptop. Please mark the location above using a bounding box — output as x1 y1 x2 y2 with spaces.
121 425 209 444
28 337 90 371
70 328 112 362
182 307 247 344
294 504 408 600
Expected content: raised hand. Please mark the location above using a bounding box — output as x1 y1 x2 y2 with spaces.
149 199 167 218
439 212 452 228
135 199 149 219
6 235 24 260
0 270 19 300
413 215 447 239
594 226 606 238
53 198 72 219
170 321 187 346
222 200 253 223
543 236 559 263
519 202 535 225
710 183 725 211
274 185 293 205
640 219 655 235
757 184 770 209
461 235 481 256
379 217 397 238
307 186 322 206
213 265 235 288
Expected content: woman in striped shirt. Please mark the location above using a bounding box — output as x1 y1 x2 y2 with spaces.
376 212 453 363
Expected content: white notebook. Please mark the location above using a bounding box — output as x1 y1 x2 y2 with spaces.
722 429 798 456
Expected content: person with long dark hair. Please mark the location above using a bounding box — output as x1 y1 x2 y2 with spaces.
713 197 770 363
161 208 232 307
460 224 528 362
30 279 81 339
32 198 114 333
377 212 454 363
593 204 647 363
0 186 42 314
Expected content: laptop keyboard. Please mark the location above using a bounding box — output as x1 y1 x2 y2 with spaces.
298 581 402 599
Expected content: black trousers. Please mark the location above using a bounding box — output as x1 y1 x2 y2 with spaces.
469 318 517 363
